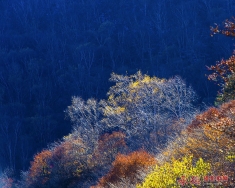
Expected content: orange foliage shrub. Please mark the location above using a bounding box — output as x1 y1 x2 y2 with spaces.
188 100 235 139
27 135 88 187
26 135 93 187
94 150 157 187
158 101 235 186
185 100 235 182
28 150 53 186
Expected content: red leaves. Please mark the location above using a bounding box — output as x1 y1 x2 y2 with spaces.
94 150 157 187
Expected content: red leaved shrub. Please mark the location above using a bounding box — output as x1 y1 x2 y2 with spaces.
93 150 157 187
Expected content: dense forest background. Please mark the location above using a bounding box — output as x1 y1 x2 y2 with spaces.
0 0 234 175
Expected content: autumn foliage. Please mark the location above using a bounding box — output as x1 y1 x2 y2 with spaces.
94 150 157 187
188 100 235 139
211 17 235 37
26 134 93 188
93 131 127 169
27 150 53 186
7 15 233 187
25 131 128 187
186 100 235 181
208 54 235 104
209 17 235 104
137 155 211 188
159 100 235 186
20 66 235 187
49 140 88 186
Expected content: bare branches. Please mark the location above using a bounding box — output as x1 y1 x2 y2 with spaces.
102 72 198 137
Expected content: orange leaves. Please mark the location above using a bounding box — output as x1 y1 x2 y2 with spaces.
27 134 90 187
94 150 157 187
208 55 235 82
26 129 128 187
27 131 127 187
188 100 235 139
28 150 53 185
222 18 235 37
209 18 235 104
210 25 220 36
171 100 235 170
181 100 235 179
159 102 235 186
210 17 235 37
112 150 156 171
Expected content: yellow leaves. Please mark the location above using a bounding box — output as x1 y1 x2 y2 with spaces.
72 138 84 146
106 72 167 119
142 75 151 83
104 105 125 115
129 75 162 90
104 106 113 115
116 106 125 113
130 81 140 88
162 151 170 157
108 94 114 100
137 156 211 188
192 158 211 176
63 133 74 141
225 152 235 162
153 88 158 94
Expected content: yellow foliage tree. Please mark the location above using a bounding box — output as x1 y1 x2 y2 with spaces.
158 100 235 186
137 155 211 188
100 71 197 151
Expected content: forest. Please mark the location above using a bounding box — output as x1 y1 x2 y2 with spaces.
0 0 235 187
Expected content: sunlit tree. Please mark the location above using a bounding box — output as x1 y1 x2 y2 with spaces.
94 150 157 188
159 100 235 185
137 155 211 188
209 17 235 105
100 71 198 151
